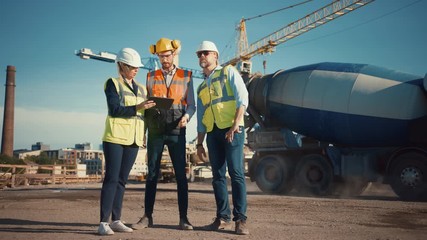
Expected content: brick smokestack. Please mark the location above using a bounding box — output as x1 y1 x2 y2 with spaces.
1 65 16 157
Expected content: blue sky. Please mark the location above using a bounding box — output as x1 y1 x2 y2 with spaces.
0 0 426 150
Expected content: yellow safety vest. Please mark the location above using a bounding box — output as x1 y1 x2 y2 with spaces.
102 77 147 146
197 65 243 132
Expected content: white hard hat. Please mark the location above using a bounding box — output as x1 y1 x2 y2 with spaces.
116 48 143 68
196 41 219 55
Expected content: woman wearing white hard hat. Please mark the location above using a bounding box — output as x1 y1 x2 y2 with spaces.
98 47 156 235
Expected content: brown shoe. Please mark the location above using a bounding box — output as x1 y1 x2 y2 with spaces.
235 220 249 235
131 214 153 230
203 218 232 231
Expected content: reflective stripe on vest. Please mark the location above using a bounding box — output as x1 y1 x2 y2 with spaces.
197 65 242 132
146 69 191 110
102 77 146 146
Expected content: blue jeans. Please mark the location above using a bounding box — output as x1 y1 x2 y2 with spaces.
207 125 247 222
145 133 188 218
100 141 139 222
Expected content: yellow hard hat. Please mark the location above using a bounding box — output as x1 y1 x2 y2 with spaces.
149 38 181 54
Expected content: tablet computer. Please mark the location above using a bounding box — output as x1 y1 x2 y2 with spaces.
148 97 174 109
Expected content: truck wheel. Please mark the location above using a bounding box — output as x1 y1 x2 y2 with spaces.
255 155 294 194
295 154 333 196
390 152 427 201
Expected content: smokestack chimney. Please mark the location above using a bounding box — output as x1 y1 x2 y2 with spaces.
1 65 16 157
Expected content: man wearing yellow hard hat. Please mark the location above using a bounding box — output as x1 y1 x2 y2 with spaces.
132 38 196 231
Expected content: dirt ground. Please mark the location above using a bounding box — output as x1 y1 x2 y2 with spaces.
0 179 426 240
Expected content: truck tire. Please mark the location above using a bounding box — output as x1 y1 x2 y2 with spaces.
255 155 294 194
295 154 333 196
389 152 427 201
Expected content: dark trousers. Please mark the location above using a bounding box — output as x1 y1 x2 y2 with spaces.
145 133 188 218
100 141 139 222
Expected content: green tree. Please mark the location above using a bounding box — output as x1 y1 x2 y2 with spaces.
0 154 25 172
24 153 57 174
25 153 55 165
0 154 24 164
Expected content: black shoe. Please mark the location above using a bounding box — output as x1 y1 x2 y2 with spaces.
203 218 232 231
179 217 194 230
131 214 153 230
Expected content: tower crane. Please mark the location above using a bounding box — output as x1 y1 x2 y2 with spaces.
75 0 374 78
225 0 375 74
75 48 204 79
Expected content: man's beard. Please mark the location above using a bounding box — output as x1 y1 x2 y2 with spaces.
199 61 208 68
162 62 172 69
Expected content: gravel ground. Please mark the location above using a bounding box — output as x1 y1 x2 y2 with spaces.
0 179 426 240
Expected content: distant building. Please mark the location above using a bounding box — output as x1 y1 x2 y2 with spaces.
14 142 148 178
44 149 64 162
13 149 42 159
84 158 102 175
44 148 104 177
62 149 79 165
79 150 104 175
31 142 50 151
78 149 103 162
81 147 146 177
75 143 92 151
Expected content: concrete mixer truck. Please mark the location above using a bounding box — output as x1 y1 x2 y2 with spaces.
245 62 427 200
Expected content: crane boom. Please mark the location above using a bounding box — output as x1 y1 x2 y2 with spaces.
75 48 204 79
223 0 375 67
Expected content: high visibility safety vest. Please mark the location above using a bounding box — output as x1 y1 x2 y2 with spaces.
197 65 243 132
102 77 147 146
146 68 191 135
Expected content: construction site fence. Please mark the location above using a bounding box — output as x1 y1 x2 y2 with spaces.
0 164 102 189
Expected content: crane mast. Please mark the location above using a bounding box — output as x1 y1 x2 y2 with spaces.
224 0 375 71
237 18 249 58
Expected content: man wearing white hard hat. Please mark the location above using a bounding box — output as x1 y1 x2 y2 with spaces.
195 41 249 235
